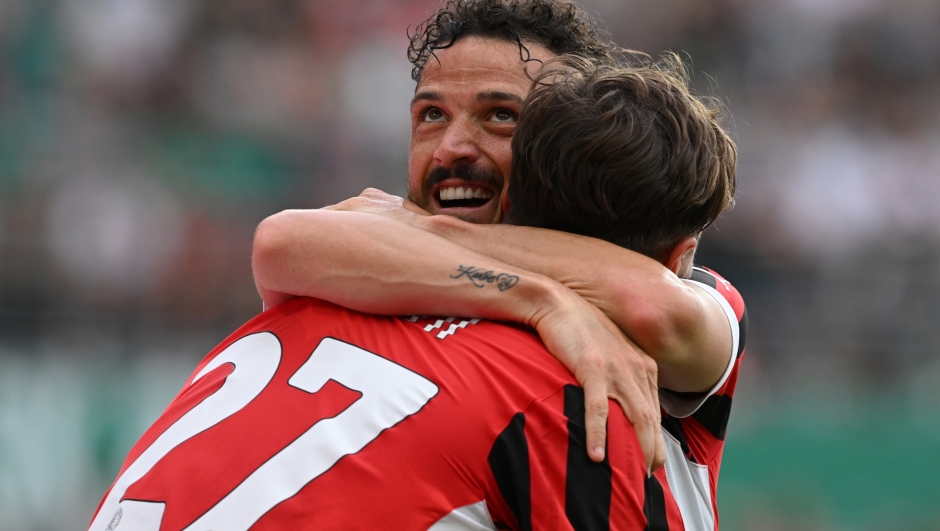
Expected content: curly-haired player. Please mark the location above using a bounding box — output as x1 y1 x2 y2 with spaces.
87 1 747 530
253 1 747 528
406 0 615 82
90 52 745 530
255 21 744 531
259 0 743 460
402 0 619 226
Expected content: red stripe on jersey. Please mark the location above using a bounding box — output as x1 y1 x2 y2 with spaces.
89 298 654 531
605 400 652 530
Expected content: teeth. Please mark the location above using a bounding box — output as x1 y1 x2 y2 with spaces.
439 186 493 203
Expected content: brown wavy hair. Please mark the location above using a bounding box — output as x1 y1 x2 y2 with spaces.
407 0 615 82
506 54 737 260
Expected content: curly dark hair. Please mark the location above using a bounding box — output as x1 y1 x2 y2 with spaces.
507 54 737 260
407 0 616 82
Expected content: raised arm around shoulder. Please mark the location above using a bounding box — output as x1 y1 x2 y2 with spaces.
254 209 554 323
413 214 734 394
252 208 665 470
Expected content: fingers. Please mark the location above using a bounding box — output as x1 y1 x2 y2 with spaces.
651 420 666 472
323 189 405 215
402 199 432 216
612 373 659 475
604 349 662 475
581 370 611 463
359 187 391 198
535 302 663 469
576 334 661 468
642 356 666 472
581 349 661 471
322 198 362 212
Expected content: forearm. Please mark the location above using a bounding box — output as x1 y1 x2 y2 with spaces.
254 203 666 468
253 210 564 327
417 217 681 346
415 215 724 391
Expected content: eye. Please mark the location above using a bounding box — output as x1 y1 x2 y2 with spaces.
493 109 516 122
490 109 518 122
422 108 446 122
491 108 517 123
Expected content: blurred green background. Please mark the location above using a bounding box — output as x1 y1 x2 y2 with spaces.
1 0 939 529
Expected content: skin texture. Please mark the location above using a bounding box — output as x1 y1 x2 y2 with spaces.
285 188 731 395
254 208 664 469
253 37 733 470
407 37 553 224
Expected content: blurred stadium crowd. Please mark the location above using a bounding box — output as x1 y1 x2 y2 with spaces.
0 0 938 529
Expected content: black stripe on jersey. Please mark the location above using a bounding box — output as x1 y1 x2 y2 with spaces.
488 413 532 531
691 394 733 441
563 385 612 531
660 415 696 464
736 306 748 358
643 475 669 531
690 267 717 289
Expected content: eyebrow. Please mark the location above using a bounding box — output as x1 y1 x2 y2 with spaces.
411 91 443 109
410 90 524 109
476 91 523 105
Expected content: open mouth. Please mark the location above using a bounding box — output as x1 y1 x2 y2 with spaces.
436 185 494 209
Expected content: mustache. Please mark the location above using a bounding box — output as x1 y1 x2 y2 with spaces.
422 165 503 198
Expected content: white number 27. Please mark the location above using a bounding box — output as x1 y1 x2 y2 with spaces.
88 333 439 531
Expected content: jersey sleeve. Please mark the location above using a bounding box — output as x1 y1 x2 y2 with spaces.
660 266 748 418
485 385 649 530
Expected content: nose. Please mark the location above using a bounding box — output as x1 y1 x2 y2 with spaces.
433 118 480 168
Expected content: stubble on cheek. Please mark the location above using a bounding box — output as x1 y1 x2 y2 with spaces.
406 180 431 210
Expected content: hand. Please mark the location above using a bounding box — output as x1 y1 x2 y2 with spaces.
531 290 665 473
324 188 430 225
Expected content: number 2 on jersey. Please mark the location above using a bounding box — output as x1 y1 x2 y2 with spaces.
89 333 439 531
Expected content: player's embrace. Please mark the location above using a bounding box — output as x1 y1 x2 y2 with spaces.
90 49 745 531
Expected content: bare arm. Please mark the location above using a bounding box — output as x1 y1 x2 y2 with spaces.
324 189 733 395
255 210 567 325
254 209 664 470
418 215 733 394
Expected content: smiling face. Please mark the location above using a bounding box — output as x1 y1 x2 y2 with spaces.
407 36 554 224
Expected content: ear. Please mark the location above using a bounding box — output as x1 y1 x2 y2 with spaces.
664 236 698 278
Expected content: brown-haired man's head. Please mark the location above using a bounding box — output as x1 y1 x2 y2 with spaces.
505 54 737 276
405 0 620 225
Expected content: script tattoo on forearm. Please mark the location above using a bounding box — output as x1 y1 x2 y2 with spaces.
451 265 520 291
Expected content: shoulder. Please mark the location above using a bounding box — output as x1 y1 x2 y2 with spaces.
686 264 748 365
685 266 747 357
687 266 746 321
660 267 748 418
397 315 576 390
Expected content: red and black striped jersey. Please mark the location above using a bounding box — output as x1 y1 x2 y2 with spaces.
647 266 748 531
88 297 652 531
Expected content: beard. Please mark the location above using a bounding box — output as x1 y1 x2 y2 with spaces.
407 164 503 208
